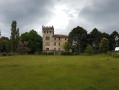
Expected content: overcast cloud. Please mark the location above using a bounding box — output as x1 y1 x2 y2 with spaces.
0 0 119 37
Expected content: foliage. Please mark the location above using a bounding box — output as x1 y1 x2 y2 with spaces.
107 51 119 58
68 26 87 54
41 52 54 55
61 51 72 55
84 45 94 55
20 32 29 41
63 42 71 51
0 37 11 53
16 41 29 54
10 21 19 53
99 38 109 53
109 31 119 50
89 28 102 53
20 30 42 54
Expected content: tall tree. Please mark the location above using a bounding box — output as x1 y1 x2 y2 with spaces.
10 21 19 53
99 38 109 53
90 28 102 53
109 31 119 50
68 26 87 54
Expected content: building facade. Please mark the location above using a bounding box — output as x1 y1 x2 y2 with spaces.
42 26 68 54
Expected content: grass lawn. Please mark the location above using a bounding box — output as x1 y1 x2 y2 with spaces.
0 55 119 90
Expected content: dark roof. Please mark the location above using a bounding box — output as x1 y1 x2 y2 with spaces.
54 34 68 38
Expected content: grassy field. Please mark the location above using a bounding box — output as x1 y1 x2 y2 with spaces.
0 55 119 90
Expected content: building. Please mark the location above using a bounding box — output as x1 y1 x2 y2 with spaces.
42 26 68 54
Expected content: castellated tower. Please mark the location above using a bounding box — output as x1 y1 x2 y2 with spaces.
42 25 54 51
42 25 68 54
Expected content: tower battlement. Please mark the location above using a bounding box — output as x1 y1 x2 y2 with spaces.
42 25 54 31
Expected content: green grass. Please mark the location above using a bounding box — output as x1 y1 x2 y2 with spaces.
0 55 119 90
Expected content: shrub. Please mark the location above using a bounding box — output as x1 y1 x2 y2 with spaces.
41 52 47 55
1 52 7 56
107 51 119 58
41 52 54 55
61 51 72 55
47 52 54 55
84 45 94 55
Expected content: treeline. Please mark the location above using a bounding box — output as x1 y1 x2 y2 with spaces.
0 21 42 56
65 26 119 55
0 21 119 56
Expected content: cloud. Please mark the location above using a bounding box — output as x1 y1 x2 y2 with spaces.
79 0 119 33
0 0 119 37
0 0 55 37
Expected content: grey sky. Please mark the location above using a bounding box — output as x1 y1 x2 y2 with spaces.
0 0 119 37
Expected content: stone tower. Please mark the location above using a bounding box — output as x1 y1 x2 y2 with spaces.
42 25 54 51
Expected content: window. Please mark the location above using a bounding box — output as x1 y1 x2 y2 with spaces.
46 48 49 51
54 42 56 46
46 37 50 40
50 31 51 33
47 31 48 33
59 38 60 40
45 42 50 46
58 48 60 51
44 31 46 33
65 38 67 40
54 38 56 40
54 48 56 50
59 42 60 46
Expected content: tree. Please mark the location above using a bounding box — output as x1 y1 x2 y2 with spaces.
63 42 71 52
99 38 109 53
0 40 3 53
5 40 11 53
20 30 42 54
10 21 19 53
84 45 94 55
0 37 11 53
20 32 29 41
89 28 102 53
68 26 87 54
109 31 119 50
16 41 29 54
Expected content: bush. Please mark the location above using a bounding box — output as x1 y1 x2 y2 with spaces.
84 45 94 55
7 52 14 56
61 51 72 55
1 52 7 56
41 52 54 55
107 51 119 58
41 52 47 55
47 52 54 55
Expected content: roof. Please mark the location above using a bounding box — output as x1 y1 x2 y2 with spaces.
54 34 68 38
